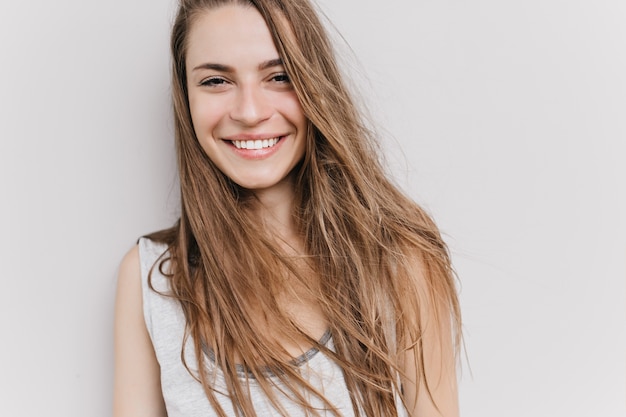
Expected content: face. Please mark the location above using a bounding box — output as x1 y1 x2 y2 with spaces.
185 5 307 193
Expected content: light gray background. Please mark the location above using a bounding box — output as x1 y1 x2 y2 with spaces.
1 0 624 416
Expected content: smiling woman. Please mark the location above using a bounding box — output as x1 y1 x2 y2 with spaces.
113 1 461 416
186 6 307 192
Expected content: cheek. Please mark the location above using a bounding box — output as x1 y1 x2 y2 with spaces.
188 100 223 164
282 94 307 128
188 94 225 135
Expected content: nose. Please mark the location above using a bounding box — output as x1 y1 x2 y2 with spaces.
229 84 273 126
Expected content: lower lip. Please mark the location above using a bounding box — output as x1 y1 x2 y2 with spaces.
227 136 286 160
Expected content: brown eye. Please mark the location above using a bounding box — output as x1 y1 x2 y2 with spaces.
200 77 228 87
271 73 290 83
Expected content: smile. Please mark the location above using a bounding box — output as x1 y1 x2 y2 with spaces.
230 137 281 150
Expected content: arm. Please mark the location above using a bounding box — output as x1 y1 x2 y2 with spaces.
400 261 460 417
113 245 168 417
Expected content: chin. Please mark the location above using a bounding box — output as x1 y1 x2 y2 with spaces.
231 174 294 193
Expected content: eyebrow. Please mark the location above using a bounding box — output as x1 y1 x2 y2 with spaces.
192 58 284 72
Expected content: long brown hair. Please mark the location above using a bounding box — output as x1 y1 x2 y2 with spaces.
147 0 461 415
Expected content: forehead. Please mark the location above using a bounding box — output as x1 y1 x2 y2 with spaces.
186 5 280 67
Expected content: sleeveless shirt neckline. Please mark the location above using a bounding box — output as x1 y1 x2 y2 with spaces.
139 238 409 416
200 330 333 379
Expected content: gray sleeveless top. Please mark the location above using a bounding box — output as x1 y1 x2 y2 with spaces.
139 237 408 417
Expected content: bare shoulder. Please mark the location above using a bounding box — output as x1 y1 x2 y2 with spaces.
398 248 460 416
118 245 141 286
114 245 145 323
115 245 144 336
113 244 167 417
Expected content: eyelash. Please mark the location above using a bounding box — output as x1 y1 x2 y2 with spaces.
198 73 290 87
270 73 290 83
199 77 228 87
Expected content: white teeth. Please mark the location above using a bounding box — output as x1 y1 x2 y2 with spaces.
231 137 279 150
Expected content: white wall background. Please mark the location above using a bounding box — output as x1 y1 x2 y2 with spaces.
1 1 623 416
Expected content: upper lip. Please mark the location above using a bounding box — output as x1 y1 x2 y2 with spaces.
222 133 285 141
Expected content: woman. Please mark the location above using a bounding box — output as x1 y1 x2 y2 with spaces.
114 0 461 416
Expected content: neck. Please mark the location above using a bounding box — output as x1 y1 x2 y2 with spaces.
248 175 301 250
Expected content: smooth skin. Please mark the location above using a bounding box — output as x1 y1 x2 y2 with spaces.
113 246 167 417
113 5 459 416
401 259 460 416
186 5 307 192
